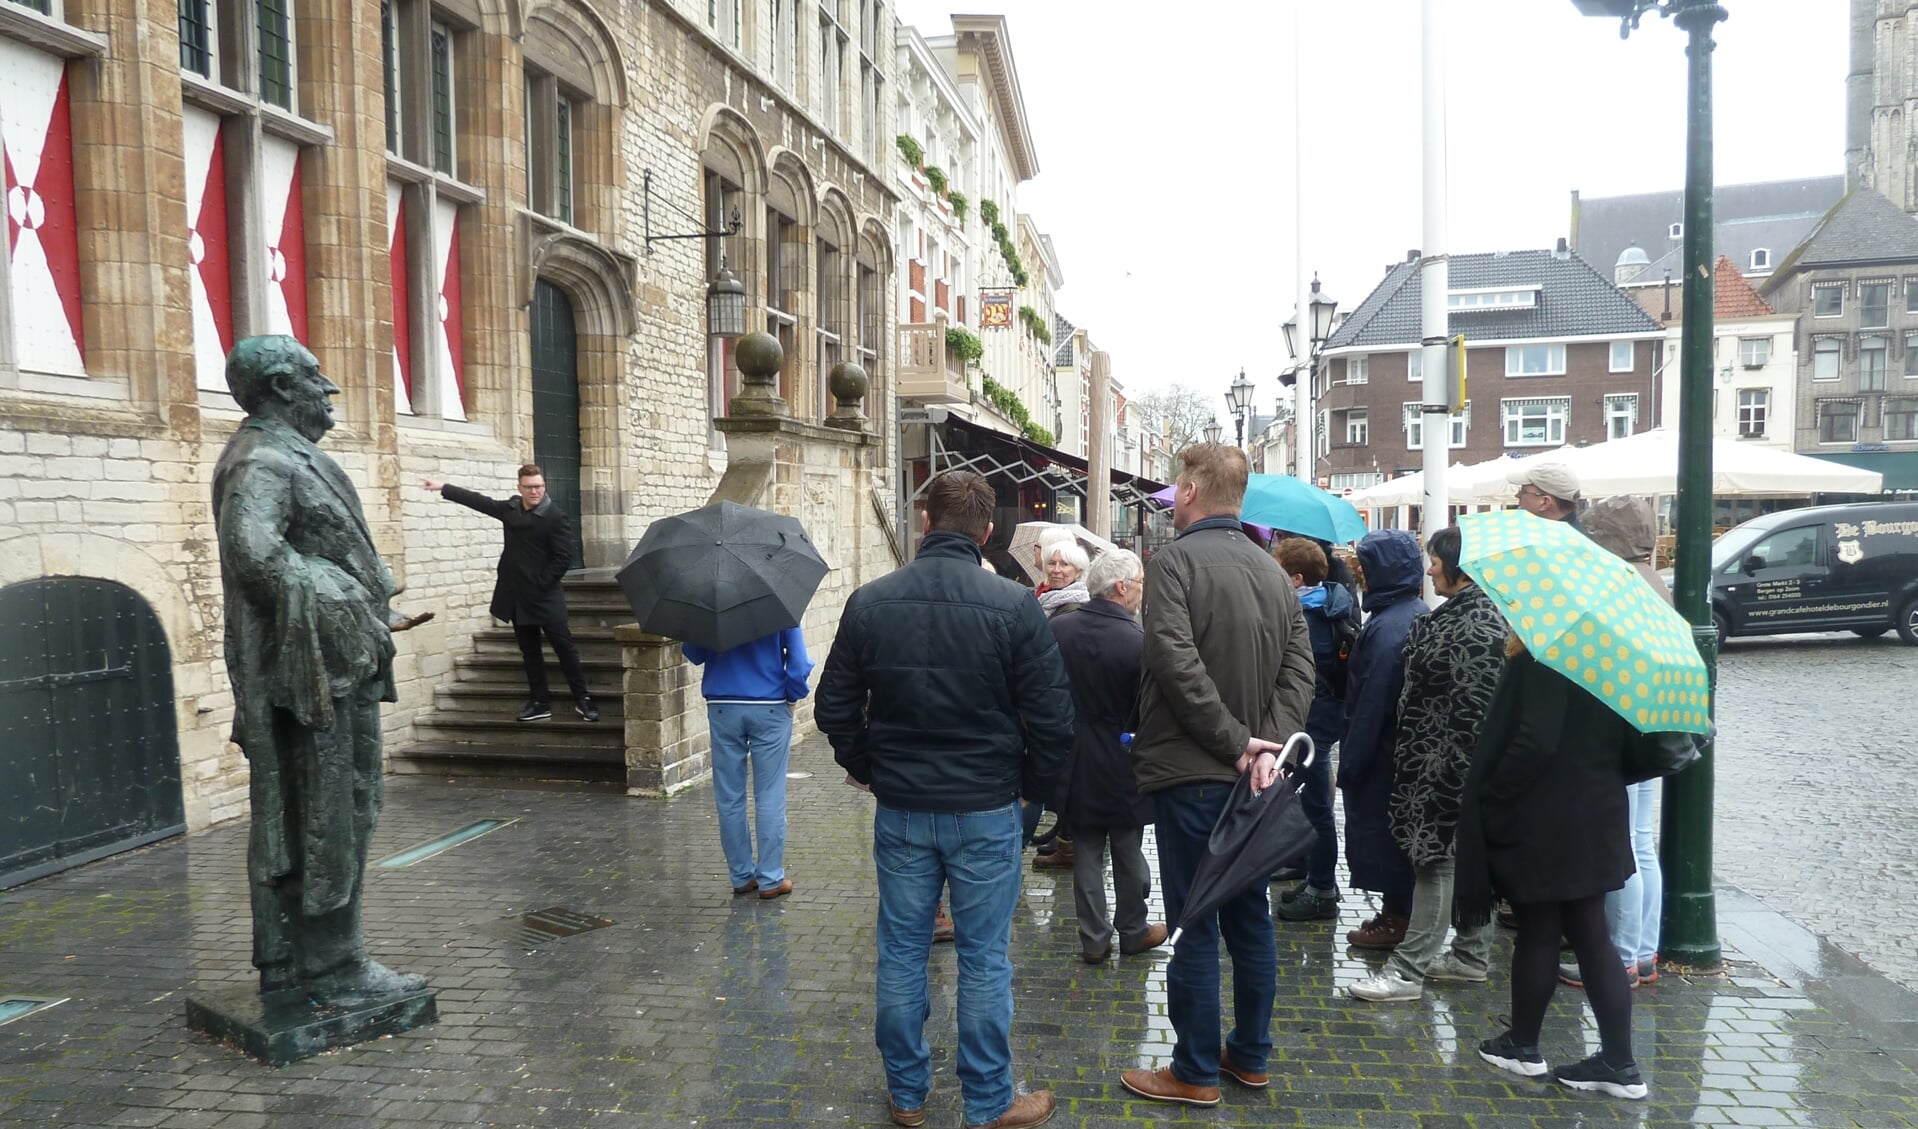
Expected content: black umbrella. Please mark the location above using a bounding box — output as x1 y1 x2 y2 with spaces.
616 501 829 652
1167 734 1319 948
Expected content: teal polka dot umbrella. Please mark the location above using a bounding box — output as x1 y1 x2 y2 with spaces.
1459 510 1712 735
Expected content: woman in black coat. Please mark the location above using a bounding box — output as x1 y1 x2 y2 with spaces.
1455 644 1644 1100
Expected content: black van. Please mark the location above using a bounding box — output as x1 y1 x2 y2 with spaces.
1710 501 1918 644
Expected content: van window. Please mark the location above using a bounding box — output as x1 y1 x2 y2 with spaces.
1743 526 1820 573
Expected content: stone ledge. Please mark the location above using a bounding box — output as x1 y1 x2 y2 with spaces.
185 984 438 1067
716 414 879 449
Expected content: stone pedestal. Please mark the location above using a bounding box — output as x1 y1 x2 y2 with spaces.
185 984 437 1066
616 624 710 795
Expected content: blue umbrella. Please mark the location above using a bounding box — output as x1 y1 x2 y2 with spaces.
1239 474 1368 543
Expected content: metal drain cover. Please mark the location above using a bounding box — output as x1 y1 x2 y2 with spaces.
483 906 614 947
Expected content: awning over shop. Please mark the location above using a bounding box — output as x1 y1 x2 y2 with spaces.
1812 449 1918 492
922 415 1170 509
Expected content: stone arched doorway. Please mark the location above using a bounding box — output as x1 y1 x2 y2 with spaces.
530 278 586 569
0 578 185 888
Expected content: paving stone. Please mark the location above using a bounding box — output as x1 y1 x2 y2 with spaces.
2 723 1917 1127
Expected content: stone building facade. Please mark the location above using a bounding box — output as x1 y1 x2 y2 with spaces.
0 0 901 885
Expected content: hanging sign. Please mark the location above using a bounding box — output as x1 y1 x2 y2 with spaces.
980 290 1013 329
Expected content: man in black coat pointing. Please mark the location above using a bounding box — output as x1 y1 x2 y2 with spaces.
423 464 597 722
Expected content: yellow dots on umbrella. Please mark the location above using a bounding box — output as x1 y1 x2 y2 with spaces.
1582 643 1596 660
1581 620 1596 636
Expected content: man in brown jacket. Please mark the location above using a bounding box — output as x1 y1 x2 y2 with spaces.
1120 444 1317 1109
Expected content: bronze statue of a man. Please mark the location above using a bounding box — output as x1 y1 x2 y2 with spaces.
212 335 427 1006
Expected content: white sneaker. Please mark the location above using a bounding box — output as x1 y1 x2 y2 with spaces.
1425 953 1490 983
1347 969 1423 1001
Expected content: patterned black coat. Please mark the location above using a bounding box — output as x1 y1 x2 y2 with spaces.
1387 582 1509 867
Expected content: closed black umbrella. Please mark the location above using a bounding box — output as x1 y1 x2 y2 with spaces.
616 501 829 652
1168 734 1319 948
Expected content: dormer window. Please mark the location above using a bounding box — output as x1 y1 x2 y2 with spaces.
1749 247 1771 271
1448 286 1539 311
1669 222 1683 240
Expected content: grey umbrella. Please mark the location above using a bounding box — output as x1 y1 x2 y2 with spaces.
616 501 829 652
1168 734 1319 947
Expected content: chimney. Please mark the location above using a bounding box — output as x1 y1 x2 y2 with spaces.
1406 248 1421 262
1554 237 1571 261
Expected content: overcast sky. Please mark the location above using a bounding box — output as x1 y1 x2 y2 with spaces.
891 0 1848 419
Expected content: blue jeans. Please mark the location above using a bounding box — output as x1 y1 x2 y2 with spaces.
1155 782 1277 1086
707 702 792 888
872 803 1023 1125
1606 780 1663 966
1301 728 1338 892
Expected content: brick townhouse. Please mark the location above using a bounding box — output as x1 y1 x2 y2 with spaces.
1314 246 1663 493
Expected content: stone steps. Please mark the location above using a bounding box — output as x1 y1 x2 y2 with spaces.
394 575 635 784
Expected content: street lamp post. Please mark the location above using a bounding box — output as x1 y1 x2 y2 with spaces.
1571 0 1725 971
1203 418 1224 445
1282 278 1340 485
1226 369 1255 449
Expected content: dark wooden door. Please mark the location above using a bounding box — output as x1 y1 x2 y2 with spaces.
0 579 184 888
530 278 585 568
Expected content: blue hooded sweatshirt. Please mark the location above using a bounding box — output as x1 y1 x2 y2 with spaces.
682 627 815 703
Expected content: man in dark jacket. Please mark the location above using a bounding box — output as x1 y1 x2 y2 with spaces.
423 465 595 722
1336 529 1428 951
815 469 1071 1129
1050 548 1165 964
1120 444 1316 1110
1271 537 1357 923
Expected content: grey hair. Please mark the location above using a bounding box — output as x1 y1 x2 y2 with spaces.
1086 549 1142 598
1044 540 1090 574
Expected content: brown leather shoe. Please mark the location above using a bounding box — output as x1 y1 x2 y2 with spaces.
1032 843 1075 870
1121 922 1170 955
1346 912 1409 950
1081 946 1111 964
965 1089 1055 1128
1120 1067 1221 1107
757 878 794 900
1219 1051 1269 1089
731 880 758 896
886 1094 926 1127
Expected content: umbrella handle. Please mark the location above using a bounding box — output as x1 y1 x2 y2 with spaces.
1167 927 1184 948
1279 732 1316 772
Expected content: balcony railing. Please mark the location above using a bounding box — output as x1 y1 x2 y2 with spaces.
896 317 969 403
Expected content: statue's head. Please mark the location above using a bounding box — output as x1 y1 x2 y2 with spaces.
226 336 340 441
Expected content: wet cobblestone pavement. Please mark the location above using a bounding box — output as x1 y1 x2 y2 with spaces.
1713 633 1918 990
5 729 1918 1127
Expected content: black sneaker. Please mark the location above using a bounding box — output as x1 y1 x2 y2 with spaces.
1274 884 1339 922
1554 1054 1647 1100
575 696 599 723
1478 1030 1548 1078
516 701 552 722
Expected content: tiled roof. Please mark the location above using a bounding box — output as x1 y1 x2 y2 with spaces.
1713 256 1774 319
1768 188 1918 282
1572 176 1843 281
1053 313 1076 366
1324 249 1661 351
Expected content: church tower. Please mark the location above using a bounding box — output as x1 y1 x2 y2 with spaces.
1848 0 1918 210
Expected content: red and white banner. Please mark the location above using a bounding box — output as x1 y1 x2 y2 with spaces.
260 134 308 344
387 180 412 414
433 197 464 419
183 106 233 390
2 41 85 376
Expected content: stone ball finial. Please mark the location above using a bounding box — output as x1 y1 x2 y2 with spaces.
826 360 871 430
829 360 869 404
735 331 784 384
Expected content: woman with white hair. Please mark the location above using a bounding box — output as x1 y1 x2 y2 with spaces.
1037 540 1092 620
